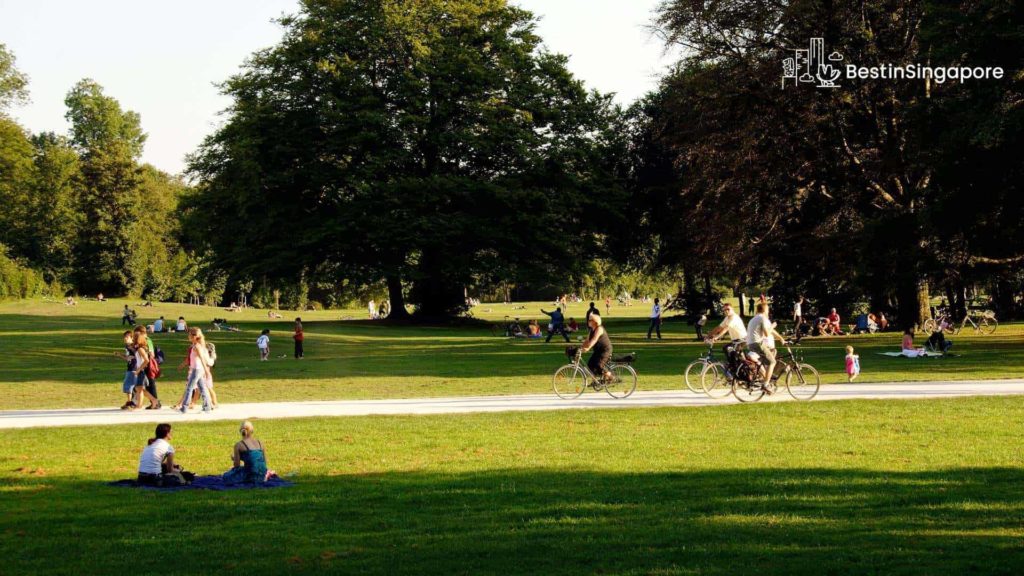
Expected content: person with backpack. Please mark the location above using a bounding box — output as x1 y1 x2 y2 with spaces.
130 328 161 410
180 327 214 413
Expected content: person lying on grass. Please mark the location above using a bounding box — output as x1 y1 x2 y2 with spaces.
222 420 276 484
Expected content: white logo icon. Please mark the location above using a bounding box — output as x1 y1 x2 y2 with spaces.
783 38 844 88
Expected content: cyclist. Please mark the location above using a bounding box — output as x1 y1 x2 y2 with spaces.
705 302 748 345
705 302 748 373
746 301 787 384
581 313 612 383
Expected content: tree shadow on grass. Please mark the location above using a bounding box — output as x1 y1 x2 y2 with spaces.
2 467 1023 574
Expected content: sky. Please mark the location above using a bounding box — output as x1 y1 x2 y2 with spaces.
0 0 672 175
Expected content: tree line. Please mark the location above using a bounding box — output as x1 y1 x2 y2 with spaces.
1 0 1021 326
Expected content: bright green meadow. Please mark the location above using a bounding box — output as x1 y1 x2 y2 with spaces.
1 298 1023 410
2 299 1024 575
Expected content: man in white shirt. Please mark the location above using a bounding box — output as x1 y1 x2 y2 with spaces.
646 298 662 340
793 296 804 334
706 302 748 343
747 302 787 383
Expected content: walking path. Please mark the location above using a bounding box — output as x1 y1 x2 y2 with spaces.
3 379 1024 429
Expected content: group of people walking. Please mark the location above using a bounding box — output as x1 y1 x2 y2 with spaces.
116 325 218 413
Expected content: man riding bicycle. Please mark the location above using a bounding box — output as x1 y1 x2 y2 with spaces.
746 301 787 384
705 302 748 347
581 313 612 383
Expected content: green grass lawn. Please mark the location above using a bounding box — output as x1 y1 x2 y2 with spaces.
1 298 1023 410
2 397 1024 574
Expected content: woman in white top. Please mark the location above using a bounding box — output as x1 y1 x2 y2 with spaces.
180 328 214 413
137 423 175 485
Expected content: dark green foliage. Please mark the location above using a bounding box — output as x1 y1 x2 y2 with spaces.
187 0 625 318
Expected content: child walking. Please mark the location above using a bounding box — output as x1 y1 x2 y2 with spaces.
845 345 860 382
293 318 304 359
257 329 270 361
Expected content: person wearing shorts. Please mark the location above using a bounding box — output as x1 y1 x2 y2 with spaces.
746 302 786 383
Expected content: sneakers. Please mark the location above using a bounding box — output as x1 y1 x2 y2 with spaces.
120 401 135 410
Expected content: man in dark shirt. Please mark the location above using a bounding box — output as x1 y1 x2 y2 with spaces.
541 306 570 343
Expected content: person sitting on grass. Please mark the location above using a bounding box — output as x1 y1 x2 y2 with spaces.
927 329 954 355
826 308 844 335
567 318 579 334
176 316 187 332
223 421 273 485
901 328 926 358
153 316 165 333
526 319 542 338
137 423 191 486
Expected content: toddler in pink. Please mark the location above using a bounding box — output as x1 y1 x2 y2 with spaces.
845 345 860 382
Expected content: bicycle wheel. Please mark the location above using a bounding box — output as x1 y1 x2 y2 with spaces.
605 364 638 398
921 318 936 333
979 317 997 335
785 363 821 400
683 360 707 394
732 380 766 403
553 365 587 399
701 362 733 399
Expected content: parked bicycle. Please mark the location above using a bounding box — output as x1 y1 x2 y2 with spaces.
553 347 638 399
491 316 525 338
700 338 820 402
922 308 997 335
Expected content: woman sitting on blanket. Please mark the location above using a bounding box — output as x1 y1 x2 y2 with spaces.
223 421 275 484
901 328 926 357
137 423 192 486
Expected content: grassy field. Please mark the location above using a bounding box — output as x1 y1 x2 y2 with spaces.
1 298 1023 410
2 397 1024 574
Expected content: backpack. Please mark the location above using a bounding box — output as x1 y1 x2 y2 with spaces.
154 347 165 365
206 342 217 367
145 351 162 380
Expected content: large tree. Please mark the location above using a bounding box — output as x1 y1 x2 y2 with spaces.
187 0 623 318
65 79 148 294
645 0 1023 326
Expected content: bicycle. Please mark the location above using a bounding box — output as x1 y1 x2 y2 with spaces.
683 342 721 395
922 308 997 335
701 338 820 402
553 347 638 399
491 316 525 338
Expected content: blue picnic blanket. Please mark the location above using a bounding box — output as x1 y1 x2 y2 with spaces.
108 475 293 492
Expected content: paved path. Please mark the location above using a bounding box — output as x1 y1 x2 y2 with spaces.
3 380 1024 429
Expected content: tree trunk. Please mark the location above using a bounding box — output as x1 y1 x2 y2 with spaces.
702 273 715 313
386 275 410 321
898 278 931 330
